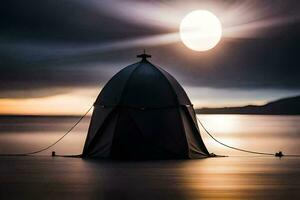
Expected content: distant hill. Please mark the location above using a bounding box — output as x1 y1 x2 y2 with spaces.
196 95 300 115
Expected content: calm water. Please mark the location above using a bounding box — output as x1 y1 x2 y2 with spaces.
0 114 299 156
0 115 300 199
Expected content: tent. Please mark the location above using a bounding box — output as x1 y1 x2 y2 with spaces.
82 53 210 159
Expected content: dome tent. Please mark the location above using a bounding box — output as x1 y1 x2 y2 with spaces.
82 53 210 159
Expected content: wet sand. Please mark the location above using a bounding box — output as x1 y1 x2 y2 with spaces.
1 156 299 200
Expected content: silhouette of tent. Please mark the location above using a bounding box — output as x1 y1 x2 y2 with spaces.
82 53 209 159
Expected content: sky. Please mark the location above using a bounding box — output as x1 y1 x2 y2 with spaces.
1 0 300 115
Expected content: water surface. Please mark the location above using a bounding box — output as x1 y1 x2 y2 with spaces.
0 115 299 199
1 156 299 199
0 114 299 156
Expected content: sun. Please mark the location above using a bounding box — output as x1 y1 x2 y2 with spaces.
180 10 222 51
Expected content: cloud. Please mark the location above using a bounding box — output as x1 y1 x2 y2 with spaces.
0 0 300 99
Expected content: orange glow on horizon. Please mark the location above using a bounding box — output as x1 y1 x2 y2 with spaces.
192 99 267 109
0 87 274 116
0 92 97 116
0 95 267 116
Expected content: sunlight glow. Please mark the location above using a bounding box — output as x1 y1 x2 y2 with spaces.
12 2 299 58
200 114 239 133
86 1 300 51
180 10 222 51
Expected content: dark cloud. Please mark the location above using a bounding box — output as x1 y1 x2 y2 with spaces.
155 29 300 90
0 0 163 42
0 0 300 98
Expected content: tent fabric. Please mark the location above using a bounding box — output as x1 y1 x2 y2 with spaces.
82 57 210 159
94 60 191 107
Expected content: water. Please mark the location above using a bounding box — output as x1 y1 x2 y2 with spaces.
199 115 300 156
0 115 300 199
0 114 299 156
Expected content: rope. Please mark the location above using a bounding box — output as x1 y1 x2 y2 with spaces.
196 115 300 157
1 103 299 158
0 105 93 156
196 115 274 156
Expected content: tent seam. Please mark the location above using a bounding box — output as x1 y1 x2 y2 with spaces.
118 61 144 106
149 63 191 158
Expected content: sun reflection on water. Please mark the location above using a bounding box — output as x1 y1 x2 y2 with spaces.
199 114 240 134
0 115 300 156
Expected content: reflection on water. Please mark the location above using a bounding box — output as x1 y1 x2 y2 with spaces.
0 115 300 199
198 115 300 156
0 114 299 156
0 116 91 155
0 156 299 199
